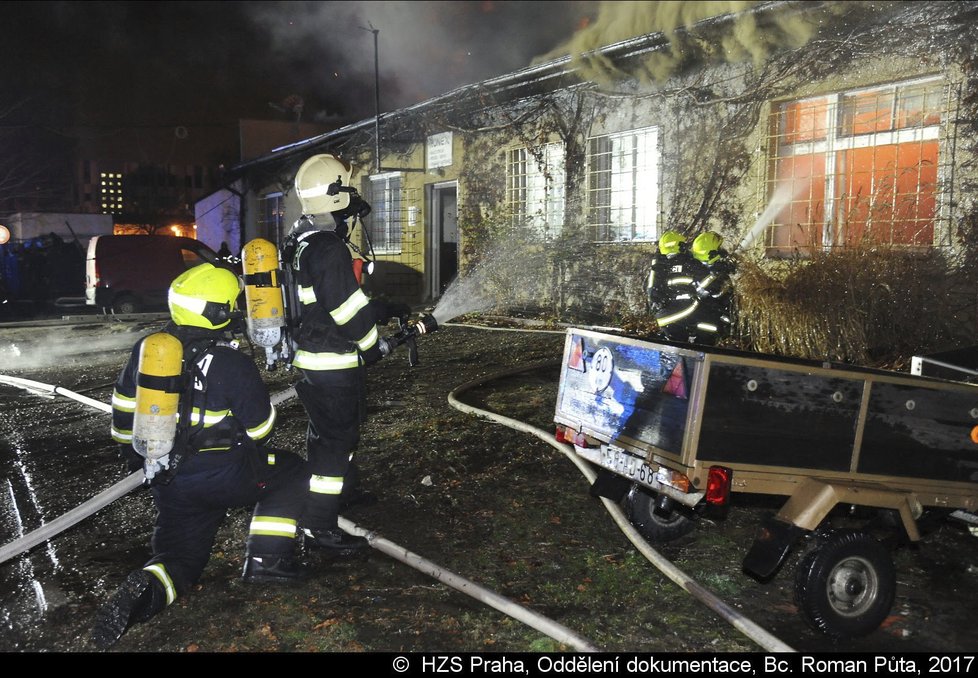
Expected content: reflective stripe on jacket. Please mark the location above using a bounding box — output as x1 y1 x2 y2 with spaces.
289 229 385 371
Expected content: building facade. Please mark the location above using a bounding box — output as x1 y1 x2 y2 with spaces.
226 2 978 357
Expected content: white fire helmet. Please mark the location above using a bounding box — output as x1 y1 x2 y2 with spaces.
295 154 354 216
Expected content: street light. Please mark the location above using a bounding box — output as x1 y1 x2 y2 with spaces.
361 23 381 173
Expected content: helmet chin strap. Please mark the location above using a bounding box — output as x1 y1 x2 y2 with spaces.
292 215 331 234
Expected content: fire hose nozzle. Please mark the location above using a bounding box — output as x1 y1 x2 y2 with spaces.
380 313 439 365
412 313 438 335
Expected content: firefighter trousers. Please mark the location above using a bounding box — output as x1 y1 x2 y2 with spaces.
144 443 306 600
295 367 367 531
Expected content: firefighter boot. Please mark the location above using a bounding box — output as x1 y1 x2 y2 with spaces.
242 553 304 584
90 570 166 650
303 527 369 558
339 462 378 512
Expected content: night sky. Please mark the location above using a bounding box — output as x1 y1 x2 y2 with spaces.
2 1 600 130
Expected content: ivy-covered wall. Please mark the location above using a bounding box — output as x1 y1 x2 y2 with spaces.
240 2 978 363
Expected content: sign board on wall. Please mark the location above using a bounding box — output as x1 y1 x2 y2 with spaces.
426 132 453 170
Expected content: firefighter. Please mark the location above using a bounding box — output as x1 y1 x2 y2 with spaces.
286 153 406 557
646 230 701 342
90 263 307 650
689 231 735 346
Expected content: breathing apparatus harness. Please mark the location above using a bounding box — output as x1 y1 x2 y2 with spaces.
242 161 438 370
137 328 239 486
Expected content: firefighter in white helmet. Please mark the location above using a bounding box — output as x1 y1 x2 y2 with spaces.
286 153 408 556
91 263 308 650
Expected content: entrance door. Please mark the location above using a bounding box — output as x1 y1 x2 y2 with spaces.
428 183 458 299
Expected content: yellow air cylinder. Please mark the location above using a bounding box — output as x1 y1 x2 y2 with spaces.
133 332 183 461
242 238 286 348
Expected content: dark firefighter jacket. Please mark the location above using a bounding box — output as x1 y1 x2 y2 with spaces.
111 325 277 453
288 229 386 372
646 252 700 329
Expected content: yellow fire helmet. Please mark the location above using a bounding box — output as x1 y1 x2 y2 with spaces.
692 231 723 264
657 231 687 256
295 153 354 216
168 263 240 330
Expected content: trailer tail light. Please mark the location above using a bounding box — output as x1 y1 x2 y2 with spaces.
705 466 732 506
555 426 569 444
554 425 589 448
655 467 691 493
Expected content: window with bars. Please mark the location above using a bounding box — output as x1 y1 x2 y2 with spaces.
365 173 403 254
765 77 946 255
257 192 284 243
587 126 660 242
506 143 565 238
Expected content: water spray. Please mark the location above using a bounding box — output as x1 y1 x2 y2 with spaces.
735 181 803 254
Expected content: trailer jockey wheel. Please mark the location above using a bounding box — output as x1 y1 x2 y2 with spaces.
624 485 694 542
794 529 896 639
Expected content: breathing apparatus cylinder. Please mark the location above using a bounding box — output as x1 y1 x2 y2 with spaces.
242 238 287 365
133 332 184 468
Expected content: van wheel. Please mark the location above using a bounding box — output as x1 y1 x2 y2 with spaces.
113 296 140 315
794 529 895 639
624 485 694 542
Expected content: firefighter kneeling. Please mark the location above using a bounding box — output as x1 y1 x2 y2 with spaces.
91 263 308 650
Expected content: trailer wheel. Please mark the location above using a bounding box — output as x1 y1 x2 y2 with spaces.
624 486 694 542
794 529 896 639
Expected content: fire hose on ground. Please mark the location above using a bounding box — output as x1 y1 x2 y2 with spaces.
446 355 796 654
0 324 795 652
0 373 598 652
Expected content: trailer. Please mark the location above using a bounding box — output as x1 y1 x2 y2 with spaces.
553 328 978 639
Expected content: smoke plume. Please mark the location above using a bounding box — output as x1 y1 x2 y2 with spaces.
539 1 822 85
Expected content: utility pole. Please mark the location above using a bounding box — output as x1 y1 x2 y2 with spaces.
368 24 381 173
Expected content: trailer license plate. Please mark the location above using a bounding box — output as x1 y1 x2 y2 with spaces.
576 443 661 488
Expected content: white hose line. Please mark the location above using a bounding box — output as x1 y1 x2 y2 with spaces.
447 360 797 654
0 471 143 565
339 516 600 652
0 374 112 413
0 375 295 566
0 372 597 652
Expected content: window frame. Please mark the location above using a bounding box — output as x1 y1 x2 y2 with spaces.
766 75 947 256
365 172 404 256
505 142 566 240
586 125 661 243
257 191 285 243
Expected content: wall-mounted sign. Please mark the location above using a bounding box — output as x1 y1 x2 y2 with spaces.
426 132 453 170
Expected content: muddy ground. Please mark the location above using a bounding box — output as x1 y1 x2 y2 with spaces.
1 316 977 654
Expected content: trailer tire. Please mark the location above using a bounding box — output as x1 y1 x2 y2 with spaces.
794 529 896 639
624 486 694 542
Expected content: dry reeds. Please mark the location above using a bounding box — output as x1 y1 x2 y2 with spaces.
734 245 966 367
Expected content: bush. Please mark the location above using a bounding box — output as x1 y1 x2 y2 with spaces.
733 245 971 367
